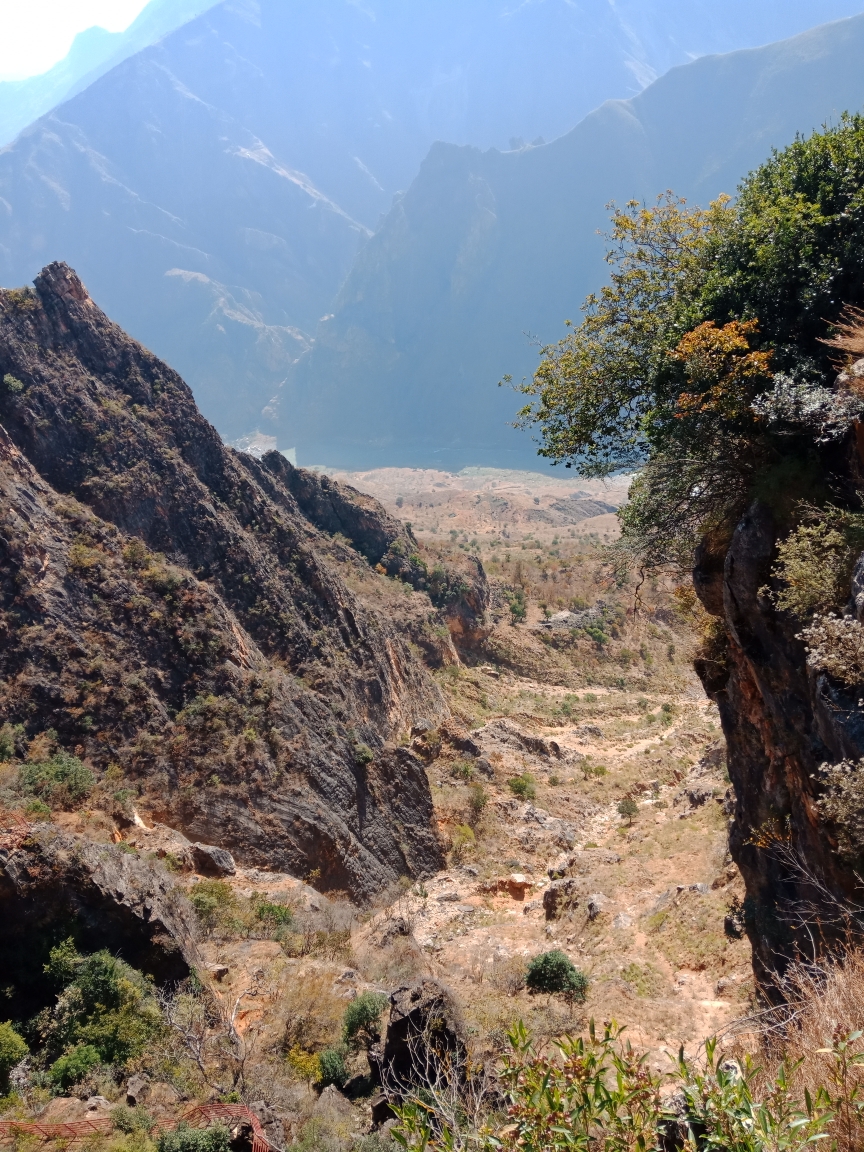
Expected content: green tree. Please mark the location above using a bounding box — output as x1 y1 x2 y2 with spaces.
0 1022 27 1092
49 1044 101 1091
525 951 589 1004
158 1124 230 1152
343 991 388 1049
40 941 163 1070
617 798 639 825
318 1046 348 1088
19 751 94 809
516 115 864 571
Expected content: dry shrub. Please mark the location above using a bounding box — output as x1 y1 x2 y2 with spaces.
354 936 427 988
725 950 864 1152
800 614 864 685
488 955 526 996
275 968 347 1056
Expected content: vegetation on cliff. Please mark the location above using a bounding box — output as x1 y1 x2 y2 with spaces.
518 113 864 570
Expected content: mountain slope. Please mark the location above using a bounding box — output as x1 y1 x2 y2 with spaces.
285 13 864 469
2 2 864 445
0 263 448 899
0 0 220 148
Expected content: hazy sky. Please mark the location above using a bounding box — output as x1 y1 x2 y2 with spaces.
0 0 151 80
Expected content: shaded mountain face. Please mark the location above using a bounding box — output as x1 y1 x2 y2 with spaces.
0 262 448 899
1 2 863 451
284 13 864 469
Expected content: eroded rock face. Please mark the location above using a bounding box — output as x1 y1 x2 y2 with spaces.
0 264 446 900
693 501 864 991
373 979 466 1094
0 825 198 1018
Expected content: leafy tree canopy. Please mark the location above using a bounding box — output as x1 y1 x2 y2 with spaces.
516 114 864 568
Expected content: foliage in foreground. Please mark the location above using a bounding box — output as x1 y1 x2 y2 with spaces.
393 1019 864 1152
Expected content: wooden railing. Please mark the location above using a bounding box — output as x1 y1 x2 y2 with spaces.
0 1102 280 1151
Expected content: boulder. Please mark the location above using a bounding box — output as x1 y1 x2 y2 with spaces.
125 1074 150 1106
543 878 579 920
506 873 532 900
192 842 237 876
375 979 465 1094
587 892 611 921
313 1085 360 1126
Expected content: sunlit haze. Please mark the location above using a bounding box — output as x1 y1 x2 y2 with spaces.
0 0 150 80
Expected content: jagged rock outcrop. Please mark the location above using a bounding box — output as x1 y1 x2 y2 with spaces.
371 979 466 1094
694 501 864 991
0 263 447 900
0 825 198 1018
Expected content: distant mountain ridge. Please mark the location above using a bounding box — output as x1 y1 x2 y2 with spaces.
284 13 864 469
0 0 220 148
1 2 864 454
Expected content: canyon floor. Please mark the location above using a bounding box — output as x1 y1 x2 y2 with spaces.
4 467 749 1140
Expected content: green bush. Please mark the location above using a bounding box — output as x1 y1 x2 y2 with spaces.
189 880 236 934
0 1022 27 1091
769 509 864 620
343 991 388 1048
255 900 294 928
467 783 487 823
505 588 527 623
158 1123 231 1152
525 951 589 1002
49 1044 101 1090
450 824 475 861
507 774 536 801
40 941 163 1070
110 1105 154 1134
19 751 94 809
0 723 24 763
318 1046 348 1088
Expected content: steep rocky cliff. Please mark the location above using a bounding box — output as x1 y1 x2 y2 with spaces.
694 492 864 992
0 263 448 900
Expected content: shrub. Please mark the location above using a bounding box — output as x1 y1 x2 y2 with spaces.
617 798 639 825
0 1023 27 1092
450 760 474 781
158 1123 230 1152
318 1047 348 1089
49 1044 101 1090
354 742 375 766
816 759 864 861
525 951 589 1003
343 991 388 1048
450 824 475 862
800 615 864 686
0 723 24 763
41 941 163 1069
255 900 294 929
507 774 536 801
189 880 236 934
467 783 487 823
19 751 94 809
769 510 864 620
286 1046 321 1082
111 1105 154 1134
505 587 527 623
2 374 24 394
